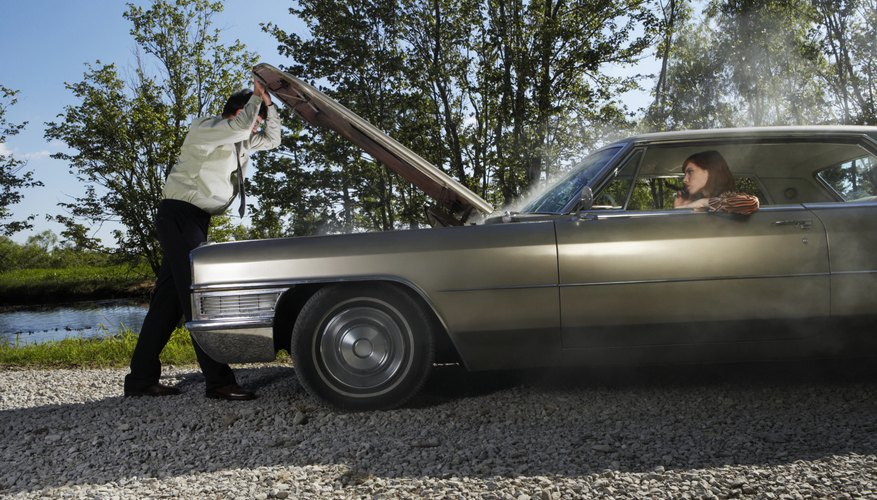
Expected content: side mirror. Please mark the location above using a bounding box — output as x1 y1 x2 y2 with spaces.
579 186 594 211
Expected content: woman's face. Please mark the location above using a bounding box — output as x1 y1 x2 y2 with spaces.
683 161 709 196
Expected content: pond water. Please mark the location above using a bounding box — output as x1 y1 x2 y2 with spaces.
0 300 149 345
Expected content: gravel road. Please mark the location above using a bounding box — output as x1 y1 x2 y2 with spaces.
1 360 876 499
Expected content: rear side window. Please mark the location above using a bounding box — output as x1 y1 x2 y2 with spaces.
817 155 877 202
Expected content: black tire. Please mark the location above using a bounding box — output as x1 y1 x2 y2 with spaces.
291 283 435 410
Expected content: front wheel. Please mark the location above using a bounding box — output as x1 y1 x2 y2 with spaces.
291 283 435 410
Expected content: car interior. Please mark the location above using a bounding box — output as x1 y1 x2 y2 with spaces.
592 140 877 210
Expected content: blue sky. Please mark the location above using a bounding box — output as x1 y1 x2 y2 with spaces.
1 1 653 245
0 0 295 244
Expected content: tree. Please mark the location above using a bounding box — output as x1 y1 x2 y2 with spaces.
709 0 828 126
473 0 655 201
264 0 432 233
651 15 738 130
0 86 43 236
645 0 692 129
650 0 831 130
44 0 255 272
262 0 658 232
813 0 877 124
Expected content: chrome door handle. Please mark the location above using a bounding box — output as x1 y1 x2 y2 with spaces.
774 219 812 230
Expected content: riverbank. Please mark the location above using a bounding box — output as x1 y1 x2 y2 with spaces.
0 328 196 367
0 264 153 307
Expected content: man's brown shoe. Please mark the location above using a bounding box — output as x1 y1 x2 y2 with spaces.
206 384 256 401
124 383 181 397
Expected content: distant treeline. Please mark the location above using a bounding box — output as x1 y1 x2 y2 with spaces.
0 231 125 273
0 232 152 305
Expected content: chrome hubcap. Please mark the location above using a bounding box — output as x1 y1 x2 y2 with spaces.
319 304 407 391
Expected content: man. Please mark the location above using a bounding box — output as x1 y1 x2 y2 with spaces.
124 79 281 401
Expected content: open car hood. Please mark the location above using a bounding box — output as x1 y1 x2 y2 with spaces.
253 63 494 225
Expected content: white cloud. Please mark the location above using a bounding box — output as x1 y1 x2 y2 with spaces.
0 141 61 161
24 150 51 160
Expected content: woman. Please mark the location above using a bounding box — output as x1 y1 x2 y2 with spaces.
673 150 759 215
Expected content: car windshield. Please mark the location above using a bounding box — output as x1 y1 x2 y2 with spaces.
520 146 623 213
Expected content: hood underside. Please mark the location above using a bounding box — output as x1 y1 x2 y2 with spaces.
253 63 494 225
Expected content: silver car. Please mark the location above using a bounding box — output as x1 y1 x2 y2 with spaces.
186 64 877 410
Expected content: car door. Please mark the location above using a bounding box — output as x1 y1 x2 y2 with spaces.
557 194 830 350
807 149 877 319
809 202 877 318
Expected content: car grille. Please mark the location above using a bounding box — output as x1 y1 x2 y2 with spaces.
197 291 283 320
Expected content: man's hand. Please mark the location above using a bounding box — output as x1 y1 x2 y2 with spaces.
253 79 272 107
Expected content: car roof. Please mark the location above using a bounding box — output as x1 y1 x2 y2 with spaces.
613 126 877 147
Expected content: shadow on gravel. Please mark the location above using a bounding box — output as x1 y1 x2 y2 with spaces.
2 358 876 494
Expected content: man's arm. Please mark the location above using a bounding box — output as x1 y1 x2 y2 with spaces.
248 103 281 151
248 79 281 151
187 95 263 147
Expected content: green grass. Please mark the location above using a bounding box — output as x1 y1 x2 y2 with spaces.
0 327 197 368
0 263 153 304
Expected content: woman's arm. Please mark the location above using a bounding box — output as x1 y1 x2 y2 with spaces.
708 192 760 215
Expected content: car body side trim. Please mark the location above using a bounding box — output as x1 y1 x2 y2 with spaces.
559 272 830 288
438 272 831 293
437 283 557 292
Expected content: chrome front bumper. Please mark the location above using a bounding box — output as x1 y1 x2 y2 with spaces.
187 319 276 363
186 288 285 363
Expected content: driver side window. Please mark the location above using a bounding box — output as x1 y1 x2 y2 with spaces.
594 147 766 211
593 150 683 210
592 150 640 209
628 177 680 210
624 175 764 210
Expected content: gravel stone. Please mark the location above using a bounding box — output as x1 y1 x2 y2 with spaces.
1 362 876 498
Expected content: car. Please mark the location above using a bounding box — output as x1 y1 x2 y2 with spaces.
186 63 877 410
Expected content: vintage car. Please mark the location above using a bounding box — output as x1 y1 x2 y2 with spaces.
186 64 877 410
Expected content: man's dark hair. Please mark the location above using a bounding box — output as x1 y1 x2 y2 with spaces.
222 88 268 119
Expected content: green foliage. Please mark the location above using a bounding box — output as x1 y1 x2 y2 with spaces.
0 328 195 368
207 214 251 242
708 0 827 126
44 0 256 273
263 0 427 233
0 86 43 236
0 231 127 272
0 261 152 305
647 0 877 130
472 0 656 197
812 0 877 124
257 0 657 236
649 20 739 130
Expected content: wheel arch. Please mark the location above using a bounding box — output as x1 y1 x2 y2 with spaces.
272 277 462 365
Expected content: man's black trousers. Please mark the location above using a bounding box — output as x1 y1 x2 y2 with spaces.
124 199 236 392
